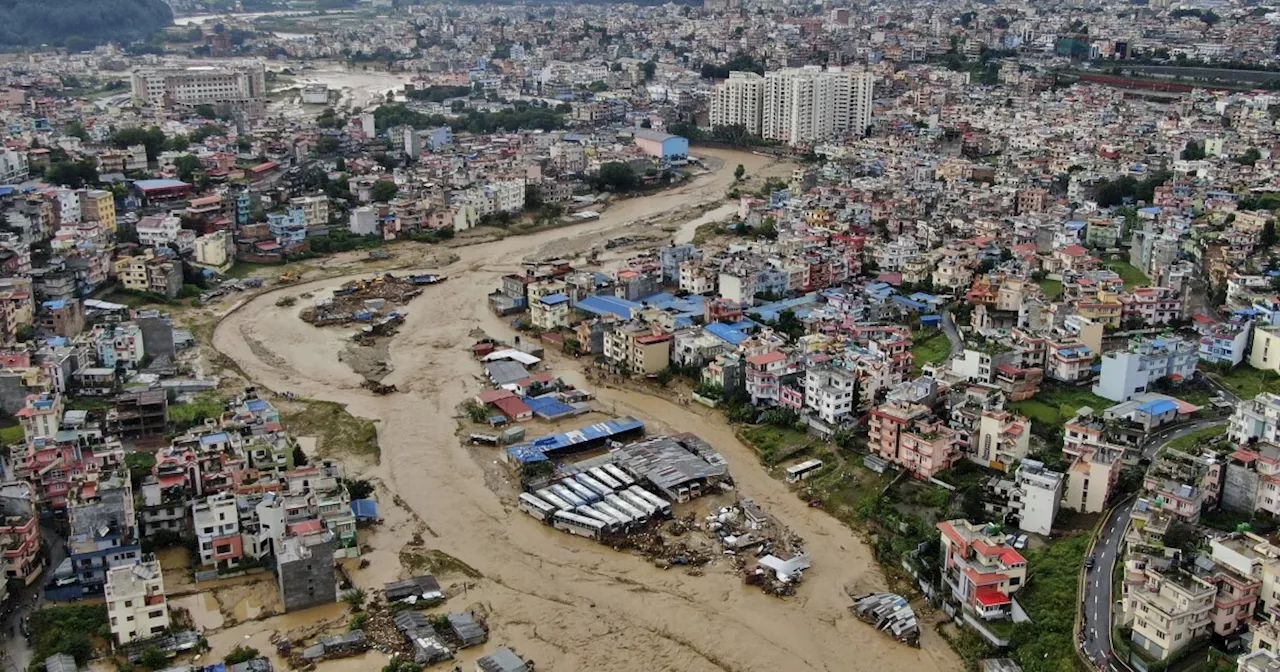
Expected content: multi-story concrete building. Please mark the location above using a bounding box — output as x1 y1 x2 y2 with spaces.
105 558 169 645
1124 569 1214 662
1205 535 1263 638
710 71 765 134
1121 286 1184 326
1252 326 1280 374
192 491 244 571
868 401 961 479
0 481 44 587
79 190 117 233
15 392 62 441
1233 393 1280 445
603 323 672 375
1093 337 1198 403
277 531 337 612
971 410 1031 472
803 365 858 425
289 195 330 231
937 519 1029 646
130 62 266 114
0 147 28 183
1011 459 1063 536
760 66 873 146
1044 338 1095 384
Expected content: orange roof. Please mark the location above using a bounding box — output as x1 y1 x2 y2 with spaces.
963 566 1009 586
975 586 1012 607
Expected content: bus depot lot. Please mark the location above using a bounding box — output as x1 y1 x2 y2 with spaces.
508 432 811 596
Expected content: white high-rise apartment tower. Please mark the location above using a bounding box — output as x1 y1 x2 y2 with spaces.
710 71 765 133
761 66 873 146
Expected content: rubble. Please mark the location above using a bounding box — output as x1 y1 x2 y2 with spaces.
300 273 424 326
851 593 921 647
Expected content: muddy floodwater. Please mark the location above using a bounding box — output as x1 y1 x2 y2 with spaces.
212 149 963 672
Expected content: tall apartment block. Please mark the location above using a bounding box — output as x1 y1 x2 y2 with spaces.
709 66 873 146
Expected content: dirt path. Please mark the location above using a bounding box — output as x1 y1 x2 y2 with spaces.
211 148 963 672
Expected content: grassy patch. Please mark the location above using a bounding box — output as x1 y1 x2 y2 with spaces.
1011 384 1114 428
1037 278 1064 301
1165 424 1229 453
912 329 951 373
1008 533 1090 672
28 604 108 666
282 399 380 462
0 420 23 444
66 397 112 412
1103 260 1150 289
168 392 229 429
739 424 815 465
1207 366 1280 401
398 549 483 579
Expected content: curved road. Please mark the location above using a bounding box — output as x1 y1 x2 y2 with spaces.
941 308 964 357
1080 418 1229 669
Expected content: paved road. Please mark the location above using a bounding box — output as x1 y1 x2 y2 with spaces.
1198 371 1241 405
1 523 66 672
1079 418 1229 669
941 308 964 357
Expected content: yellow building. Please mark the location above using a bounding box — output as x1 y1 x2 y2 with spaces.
1251 326 1280 374
79 189 117 234
1077 290 1123 327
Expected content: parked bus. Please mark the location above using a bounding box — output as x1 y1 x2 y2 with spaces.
574 506 619 533
535 488 572 511
550 484 585 508
629 486 673 517
785 459 825 484
618 489 658 518
562 479 600 504
593 501 634 528
552 510 606 539
589 467 623 490
575 473 614 498
518 493 559 522
602 464 635 487
606 494 647 521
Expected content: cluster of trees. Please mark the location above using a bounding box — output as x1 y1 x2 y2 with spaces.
1094 170 1172 207
590 162 639 191
111 126 172 162
0 0 173 49
699 52 765 79
374 103 565 135
405 85 473 103
1170 7 1220 25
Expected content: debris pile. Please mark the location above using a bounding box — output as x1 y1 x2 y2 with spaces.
301 274 425 326
361 380 398 395
706 498 810 597
613 525 715 569
850 593 920 647
361 606 414 656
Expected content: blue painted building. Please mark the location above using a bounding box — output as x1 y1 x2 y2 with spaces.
633 129 689 161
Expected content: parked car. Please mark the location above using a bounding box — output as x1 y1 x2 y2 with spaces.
1014 534 1028 550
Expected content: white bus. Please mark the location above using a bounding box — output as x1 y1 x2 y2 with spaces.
518 493 559 521
550 484 586 507
603 464 635 487
575 473 614 498
562 479 600 504
629 486 673 517
535 488 572 511
618 490 658 518
589 467 623 490
594 501 634 528
552 510 606 539
786 459 825 483
606 494 647 521
574 506 619 533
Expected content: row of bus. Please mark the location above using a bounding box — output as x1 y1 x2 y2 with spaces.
518 477 674 540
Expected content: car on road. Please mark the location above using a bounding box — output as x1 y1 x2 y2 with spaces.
1084 555 1095 570
1014 534 1028 550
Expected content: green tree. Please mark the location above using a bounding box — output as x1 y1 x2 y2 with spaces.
1262 220 1277 249
112 126 167 161
194 104 218 120
46 159 98 188
1181 139 1205 160
140 645 167 669
1237 147 1262 166
65 121 90 141
173 154 201 182
594 162 638 191
642 60 657 81
734 164 745 181
371 180 399 202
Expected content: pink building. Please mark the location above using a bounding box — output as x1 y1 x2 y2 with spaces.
869 401 962 479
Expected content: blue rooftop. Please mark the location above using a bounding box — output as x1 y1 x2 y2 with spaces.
1138 399 1179 416
540 293 570 306
705 321 749 345
42 300 67 310
246 399 270 413
199 432 230 445
507 417 644 463
351 499 379 520
574 294 642 319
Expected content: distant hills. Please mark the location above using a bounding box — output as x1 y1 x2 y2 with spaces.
0 0 174 50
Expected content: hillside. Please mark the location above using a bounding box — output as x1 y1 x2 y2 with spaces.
0 0 173 49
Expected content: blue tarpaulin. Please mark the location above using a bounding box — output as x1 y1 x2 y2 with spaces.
351 499 379 520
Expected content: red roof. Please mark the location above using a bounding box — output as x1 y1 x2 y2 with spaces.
975 586 1012 607
287 520 324 535
477 389 516 404
1060 244 1088 257
493 396 532 417
963 566 1010 586
747 351 786 366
